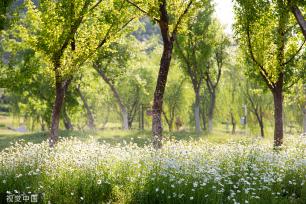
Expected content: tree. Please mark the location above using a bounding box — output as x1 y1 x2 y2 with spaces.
127 0 204 148
0 45 54 130
205 30 229 132
117 66 154 128
175 6 214 133
93 40 131 130
163 78 186 132
245 83 271 138
234 0 305 147
76 83 95 129
4 0 135 146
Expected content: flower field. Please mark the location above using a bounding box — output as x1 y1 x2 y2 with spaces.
1 136 306 204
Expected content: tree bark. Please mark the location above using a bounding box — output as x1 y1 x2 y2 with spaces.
63 105 73 130
76 86 95 129
152 42 173 148
97 69 129 130
151 0 193 148
272 87 284 147
208 91 216 132
194 90 201 134
49 78 70 147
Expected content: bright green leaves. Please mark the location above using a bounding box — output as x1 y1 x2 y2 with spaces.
8 0 137 81
126 0 207 35
234 0 305 87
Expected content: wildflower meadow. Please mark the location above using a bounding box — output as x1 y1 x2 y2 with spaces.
1 135 305 203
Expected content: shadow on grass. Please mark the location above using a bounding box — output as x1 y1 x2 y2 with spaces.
0 128 250 150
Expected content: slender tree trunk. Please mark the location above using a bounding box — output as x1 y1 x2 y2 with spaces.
121 110 129 130
303 84 306 135
63 105 73 130
97 69 129 130
272 87 284 147
230 111 236 134
162 111 172 132
31 117 35 132
168 120 173 132
152 42 173 149
208 91 216 132
254 110 265 138
202 113 207 130
128 118 133 129
303 105 306 135
194 90 201 134
201 99 207 130
259 119 264 138
76 86 95 129
40 116 46 131
49 79 70 147
290 3 306 39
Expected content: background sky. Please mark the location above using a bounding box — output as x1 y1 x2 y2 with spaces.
214 0 234 35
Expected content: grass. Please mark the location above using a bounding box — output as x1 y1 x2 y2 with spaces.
0 135 305 204
0 115 305 203
0 127 263 151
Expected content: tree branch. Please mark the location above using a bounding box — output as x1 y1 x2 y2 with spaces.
246 23 275 90
171 0 193 40
125 0 160 22
289 2 306 39
89 0 104 12
282 39 305 66
54 0 91 66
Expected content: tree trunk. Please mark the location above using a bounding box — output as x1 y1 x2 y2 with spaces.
76 86 95 129
152 34 173 149
97 69 129 130
152 42 173 148
272 87 284 147
63 105 73 130
254 110 265 138
128 118 133 129
121 109 129 130
290 4 306 39
202 113 207 130
49 79 70 147
230 111 236 134
201 100 207 130
162 111 172 132
303 105 306 135
168 121 173 132
40 116 46 131
303 84 306 135
208 91 216 132
194 90 201 134
259 119 264 138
